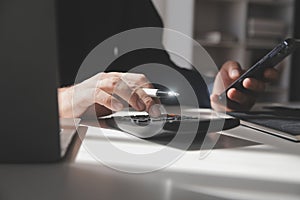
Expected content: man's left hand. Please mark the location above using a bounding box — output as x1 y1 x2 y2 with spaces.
210 61 279 111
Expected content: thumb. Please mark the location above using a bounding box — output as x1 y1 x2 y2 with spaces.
222 61 242 80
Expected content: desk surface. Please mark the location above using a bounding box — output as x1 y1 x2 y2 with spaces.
1 105 300 200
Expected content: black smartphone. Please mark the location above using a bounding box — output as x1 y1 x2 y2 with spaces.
218 38 300 107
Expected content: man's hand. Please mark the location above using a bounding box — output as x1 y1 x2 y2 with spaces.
58 72 160 118
211 61 279 111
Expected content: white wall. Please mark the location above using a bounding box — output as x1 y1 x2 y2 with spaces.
151 0 166 19
152 0 195 69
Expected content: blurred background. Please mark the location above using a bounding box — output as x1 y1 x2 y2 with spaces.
152 0 300 103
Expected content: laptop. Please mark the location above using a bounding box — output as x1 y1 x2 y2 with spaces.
229 104 300 142
0 0 78 162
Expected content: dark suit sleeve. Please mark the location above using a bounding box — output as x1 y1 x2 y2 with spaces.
57 0 210 107
107 0 211 107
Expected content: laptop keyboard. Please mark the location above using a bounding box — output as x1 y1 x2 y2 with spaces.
229 107 300 136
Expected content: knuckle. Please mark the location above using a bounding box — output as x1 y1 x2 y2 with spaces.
95 88 102 97
142 96 154 105
102 95 112 106
95 89 112 106
137 74 147 82
109 77 121 88
129 92 139 102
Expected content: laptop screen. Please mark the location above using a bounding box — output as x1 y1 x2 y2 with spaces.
0 0 61 162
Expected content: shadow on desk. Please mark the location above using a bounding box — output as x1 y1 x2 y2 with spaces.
63 126 88 163
148 131 259 151
82 119 259 151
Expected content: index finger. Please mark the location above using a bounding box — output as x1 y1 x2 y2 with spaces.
97 77 146 111
135 86 160 114
120 74 161 114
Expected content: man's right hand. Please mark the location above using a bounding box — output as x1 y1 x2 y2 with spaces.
58 72 161 118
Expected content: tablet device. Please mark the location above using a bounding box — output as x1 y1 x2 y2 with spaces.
100 111 240 139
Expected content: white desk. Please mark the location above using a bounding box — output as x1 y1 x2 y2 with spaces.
1 106 300 200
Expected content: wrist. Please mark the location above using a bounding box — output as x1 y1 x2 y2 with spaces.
58 86 73 118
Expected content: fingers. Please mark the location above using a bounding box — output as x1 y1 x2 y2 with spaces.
134 88 155 110
97 77 146 111
227 88 253 105
210 94 228 112
212 61 280 112
211 89 255 112
242 68 279 92
227 88 255 111
119 74 160 115
213 61 243 96
96 72 159 114
135 88 161 116
94 89 124 111
243 78 265 92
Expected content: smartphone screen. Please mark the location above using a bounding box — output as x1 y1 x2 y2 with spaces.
218 38 299 106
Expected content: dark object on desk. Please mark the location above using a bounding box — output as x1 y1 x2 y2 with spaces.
150 131 260 151
229 107 300 141
104 114 240 139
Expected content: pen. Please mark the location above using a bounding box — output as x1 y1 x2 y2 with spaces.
142 88 180 98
